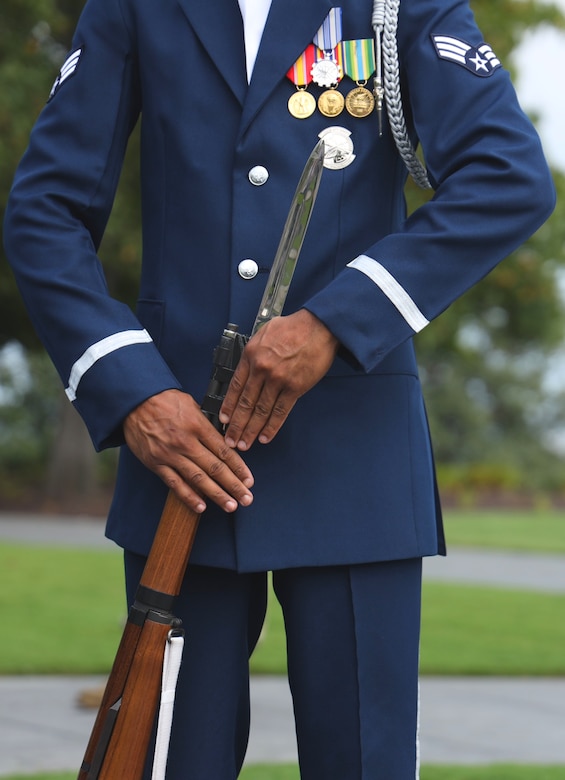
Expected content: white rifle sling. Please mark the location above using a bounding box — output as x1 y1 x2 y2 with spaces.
151 633 185 780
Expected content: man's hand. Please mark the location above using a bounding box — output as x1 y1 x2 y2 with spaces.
219 309 339 451
123 389 254 514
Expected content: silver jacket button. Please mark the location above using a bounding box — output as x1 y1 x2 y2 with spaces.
238 259 259 279
248 165 269 186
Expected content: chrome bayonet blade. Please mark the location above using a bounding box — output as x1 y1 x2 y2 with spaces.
251 139 325 335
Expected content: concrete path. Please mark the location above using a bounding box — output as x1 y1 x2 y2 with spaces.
1 674 564 775
423 546 565 593
1 513 564 775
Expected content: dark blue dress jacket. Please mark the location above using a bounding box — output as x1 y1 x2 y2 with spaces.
4 0 555 571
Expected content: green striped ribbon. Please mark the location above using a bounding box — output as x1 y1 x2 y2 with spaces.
341 39 376 82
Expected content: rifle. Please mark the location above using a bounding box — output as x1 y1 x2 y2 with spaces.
78 139 325 780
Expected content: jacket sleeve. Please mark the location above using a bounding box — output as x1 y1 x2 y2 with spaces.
304 0 556 371
3 0 181 450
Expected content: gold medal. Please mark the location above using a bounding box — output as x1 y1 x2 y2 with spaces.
286 45 317 119
318 88 345 118
345 85 375 118
288 89 317 119
340 40 377 119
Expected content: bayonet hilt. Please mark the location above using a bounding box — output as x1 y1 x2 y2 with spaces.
201 323 248 431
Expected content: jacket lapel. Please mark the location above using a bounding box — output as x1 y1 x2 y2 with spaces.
240 0 334 133
176 0 335 129
176 0 248 106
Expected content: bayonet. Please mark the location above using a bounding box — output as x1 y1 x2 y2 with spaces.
252 138 325 334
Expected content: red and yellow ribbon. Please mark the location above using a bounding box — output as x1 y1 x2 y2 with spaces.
286 44 318 86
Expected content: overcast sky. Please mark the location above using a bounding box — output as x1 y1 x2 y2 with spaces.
513 0 565 171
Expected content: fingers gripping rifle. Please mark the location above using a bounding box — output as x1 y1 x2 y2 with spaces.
78 140 324 780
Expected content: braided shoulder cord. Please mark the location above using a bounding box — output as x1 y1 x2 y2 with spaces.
373 0 432 189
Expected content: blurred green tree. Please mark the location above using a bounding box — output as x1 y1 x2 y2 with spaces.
408 2 565 495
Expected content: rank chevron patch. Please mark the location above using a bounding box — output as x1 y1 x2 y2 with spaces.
49 47 83 100
431 35 501 77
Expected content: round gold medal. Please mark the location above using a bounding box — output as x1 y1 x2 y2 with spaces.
288 90 316 119
345 86 375 118
317 89 345 118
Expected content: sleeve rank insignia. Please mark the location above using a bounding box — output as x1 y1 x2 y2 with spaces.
48 47 83 100
431 35 502 77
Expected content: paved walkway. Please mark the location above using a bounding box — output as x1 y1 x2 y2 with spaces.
1 674 564 775
1 513 564 775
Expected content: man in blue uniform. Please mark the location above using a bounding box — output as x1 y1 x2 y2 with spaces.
4 0 555 777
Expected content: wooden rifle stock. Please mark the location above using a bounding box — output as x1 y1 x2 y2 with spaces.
78 491 200 780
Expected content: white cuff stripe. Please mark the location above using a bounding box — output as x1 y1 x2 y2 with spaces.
65 329 153 402
347 255 429 333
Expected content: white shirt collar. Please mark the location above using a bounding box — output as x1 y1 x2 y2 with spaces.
238 0 273 81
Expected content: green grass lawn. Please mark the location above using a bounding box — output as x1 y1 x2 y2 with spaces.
245 767 565 780
0 508 563 675
443 509 565 553
0 544 125 674
241 768 565 780
420 583 565 674
2 765 564 780
1 515 565 675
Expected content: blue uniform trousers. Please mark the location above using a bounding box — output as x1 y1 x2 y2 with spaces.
124 553 422 779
